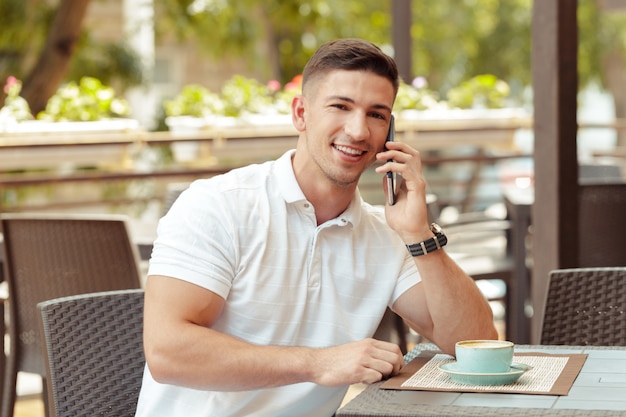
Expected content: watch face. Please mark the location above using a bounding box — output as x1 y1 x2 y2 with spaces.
431 223 443 234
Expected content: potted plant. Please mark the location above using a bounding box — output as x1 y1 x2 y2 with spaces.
164 84 226 125
221 75 294 126
164 74 301 130
0 76 140 133
446 74 512 110
393 77 443 119
163 83 226 162
392 74 529 151
0 76 33 132
33 76 139 132
0 76 142 171
394 74 528 120
163 75 301 162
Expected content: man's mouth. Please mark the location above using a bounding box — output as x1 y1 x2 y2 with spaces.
334 144 365 156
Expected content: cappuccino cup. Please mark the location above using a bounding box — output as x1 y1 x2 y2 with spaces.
454 340 514 374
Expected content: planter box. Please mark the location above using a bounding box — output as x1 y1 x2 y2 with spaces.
0 119 142 171
3 119 140 134
163 109 531 165
165 116 238 162
395 108 531 151
166 116 298 166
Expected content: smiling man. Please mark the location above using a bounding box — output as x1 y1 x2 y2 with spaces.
136 38 497 417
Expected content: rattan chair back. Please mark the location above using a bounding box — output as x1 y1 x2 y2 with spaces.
38 289 145 417
0 214 142 417
578 182 626 267
541 267 626 345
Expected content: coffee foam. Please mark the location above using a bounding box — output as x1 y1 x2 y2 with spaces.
458 341 512 349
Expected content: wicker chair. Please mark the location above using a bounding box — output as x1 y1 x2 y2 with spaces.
540 267 626 346
38 289 145 417
0 214 142 417
578 182 626 267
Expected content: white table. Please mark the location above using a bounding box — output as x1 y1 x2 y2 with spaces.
336 343 626 416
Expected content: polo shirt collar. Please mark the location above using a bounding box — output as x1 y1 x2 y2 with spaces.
275 150 306 204
274 150 363 227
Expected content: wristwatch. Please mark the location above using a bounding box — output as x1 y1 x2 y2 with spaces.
406 223 448 256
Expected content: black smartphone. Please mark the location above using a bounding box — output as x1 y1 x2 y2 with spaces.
385 115 397 206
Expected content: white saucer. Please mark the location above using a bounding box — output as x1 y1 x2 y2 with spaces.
439 362 532 386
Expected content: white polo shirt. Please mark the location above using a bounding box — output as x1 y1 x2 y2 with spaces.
136 150 421 417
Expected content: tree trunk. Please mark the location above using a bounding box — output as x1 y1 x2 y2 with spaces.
256 4 281 82
20 0 91 116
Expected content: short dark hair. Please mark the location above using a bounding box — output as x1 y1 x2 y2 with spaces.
302 38 399 96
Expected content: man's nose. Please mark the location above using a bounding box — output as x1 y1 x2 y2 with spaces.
344 112 370 140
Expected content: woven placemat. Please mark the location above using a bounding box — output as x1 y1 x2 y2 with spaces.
382 351 587 395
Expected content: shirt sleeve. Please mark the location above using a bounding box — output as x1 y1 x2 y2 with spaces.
147 179 238 299
390 250 422 306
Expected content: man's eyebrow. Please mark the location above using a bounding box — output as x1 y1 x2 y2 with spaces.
327 95 392 113
327 95 354 103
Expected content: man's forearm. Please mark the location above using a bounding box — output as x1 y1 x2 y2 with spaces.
414 251 498 353
145 325 316 391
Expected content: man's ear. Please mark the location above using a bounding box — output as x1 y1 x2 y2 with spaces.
291 95 306 132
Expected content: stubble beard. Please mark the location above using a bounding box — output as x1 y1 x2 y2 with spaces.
315 150 369 189
304 130 373 190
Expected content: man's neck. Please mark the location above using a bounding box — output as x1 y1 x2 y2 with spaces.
290 147 359 225
309 187 354 225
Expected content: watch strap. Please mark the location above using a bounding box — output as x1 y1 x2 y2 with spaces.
406 224 448 257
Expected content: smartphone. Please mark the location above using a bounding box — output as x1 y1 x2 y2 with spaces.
385 115 397 206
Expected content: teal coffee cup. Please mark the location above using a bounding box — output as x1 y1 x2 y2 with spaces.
454 340 514 374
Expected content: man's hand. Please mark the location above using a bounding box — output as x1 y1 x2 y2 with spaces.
309 338 404 386
375 141 432 242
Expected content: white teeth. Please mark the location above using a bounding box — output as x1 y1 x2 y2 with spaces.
335 145 364 156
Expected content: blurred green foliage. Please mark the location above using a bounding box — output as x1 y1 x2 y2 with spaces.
163 84 223 117
164 74 303 117
157 0 390 85
446 74 511 109
0 76 33 122
220 75 273 116
2 0 626 112
67 36 144 91
37 76 130 121
156 0 626 106
0 0 144 99
393 79 440 112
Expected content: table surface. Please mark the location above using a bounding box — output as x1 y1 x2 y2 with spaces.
336 343 626 417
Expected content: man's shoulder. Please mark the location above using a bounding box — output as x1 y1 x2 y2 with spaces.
230 159 275 178
357 201 390 229
359 201 386 218
198 160 276 191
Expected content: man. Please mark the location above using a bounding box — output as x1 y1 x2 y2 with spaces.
136 38 497 417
